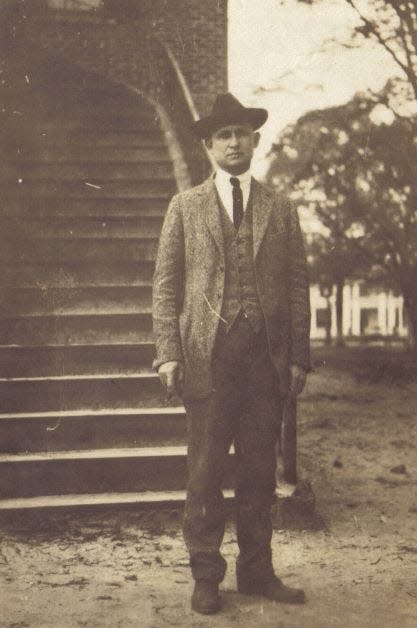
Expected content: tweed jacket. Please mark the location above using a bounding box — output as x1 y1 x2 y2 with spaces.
152 176 311 401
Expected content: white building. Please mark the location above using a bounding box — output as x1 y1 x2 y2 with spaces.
310 282 408 341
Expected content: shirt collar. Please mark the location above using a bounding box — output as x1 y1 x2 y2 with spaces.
215 167 252 187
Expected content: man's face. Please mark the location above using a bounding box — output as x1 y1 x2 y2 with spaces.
205 123 260 175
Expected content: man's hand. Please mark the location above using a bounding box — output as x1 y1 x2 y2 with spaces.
158 361 184 399
289 364 307 398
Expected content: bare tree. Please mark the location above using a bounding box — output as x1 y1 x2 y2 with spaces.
293 0 417 105
345 0 417 101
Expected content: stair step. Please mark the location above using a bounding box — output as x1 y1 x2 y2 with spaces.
3 286 152 316
35 130 167 148
41 103 158 125
25 197 169 216
16 162 174 181
3 261 155 287
33 117 162 136
0 446 235 499
32 70 152 95
6 216 164 242
0 343 155 378
13 215 164 238
53 86 158 112
0 407 186 453
42 97 158 120
0 60 184 502
22 146 170 163
0 491 187 511
0 313 153 344
37 104 160 124
12 179 176 198
0 490 234 511
9 237 159 264
0 373 168 413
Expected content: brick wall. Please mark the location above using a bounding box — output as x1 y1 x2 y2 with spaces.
2 1 228 185
144 0 228 114
30 0 229 115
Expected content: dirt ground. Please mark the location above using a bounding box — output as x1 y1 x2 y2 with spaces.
1 346 417 627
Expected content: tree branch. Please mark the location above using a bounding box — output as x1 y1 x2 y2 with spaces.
345 0 417 95
387 0 417 54
394 4 417 90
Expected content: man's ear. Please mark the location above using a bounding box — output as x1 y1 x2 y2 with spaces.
205 138 212 149
253 131 260 148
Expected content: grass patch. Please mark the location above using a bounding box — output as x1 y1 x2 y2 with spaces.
311 344 417 385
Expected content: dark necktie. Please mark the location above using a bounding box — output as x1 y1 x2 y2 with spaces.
230 177 244 230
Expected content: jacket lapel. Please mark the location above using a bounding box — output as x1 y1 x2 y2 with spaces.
252 178 274 259
199 177 225 261
197 176 273 261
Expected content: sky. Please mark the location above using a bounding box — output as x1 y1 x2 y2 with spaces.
228 0 401 176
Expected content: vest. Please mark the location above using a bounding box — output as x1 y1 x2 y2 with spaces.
219 196 264 333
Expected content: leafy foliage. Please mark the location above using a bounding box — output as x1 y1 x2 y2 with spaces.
267 83 417 344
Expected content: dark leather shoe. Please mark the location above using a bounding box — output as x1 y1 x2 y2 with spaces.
191 580 221 614
238 575 305 604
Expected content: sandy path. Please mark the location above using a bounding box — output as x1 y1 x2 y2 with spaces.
1 350 417 627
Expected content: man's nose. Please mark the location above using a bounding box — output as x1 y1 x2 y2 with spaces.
229 132 240 145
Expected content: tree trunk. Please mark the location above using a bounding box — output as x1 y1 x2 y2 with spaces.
405 298 417 352
401 278 417 352
325 295 332 345
335 277 345 346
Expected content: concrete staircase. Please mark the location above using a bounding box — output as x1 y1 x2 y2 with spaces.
0 63 233 510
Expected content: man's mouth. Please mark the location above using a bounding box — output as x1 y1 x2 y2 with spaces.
228 153 242 158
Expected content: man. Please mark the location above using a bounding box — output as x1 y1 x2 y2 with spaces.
152 93 310 615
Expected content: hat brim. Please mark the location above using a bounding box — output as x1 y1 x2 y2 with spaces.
191 108 268 139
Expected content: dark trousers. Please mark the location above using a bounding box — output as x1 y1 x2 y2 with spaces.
183 313 283 583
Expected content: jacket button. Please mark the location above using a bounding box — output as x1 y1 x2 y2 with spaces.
219 266 224 272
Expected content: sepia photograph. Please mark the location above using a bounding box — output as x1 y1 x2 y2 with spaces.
0 0 416 626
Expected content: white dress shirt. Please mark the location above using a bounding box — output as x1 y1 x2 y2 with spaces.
214 167 252 222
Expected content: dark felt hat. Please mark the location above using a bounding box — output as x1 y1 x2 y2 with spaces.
191 92 268 139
